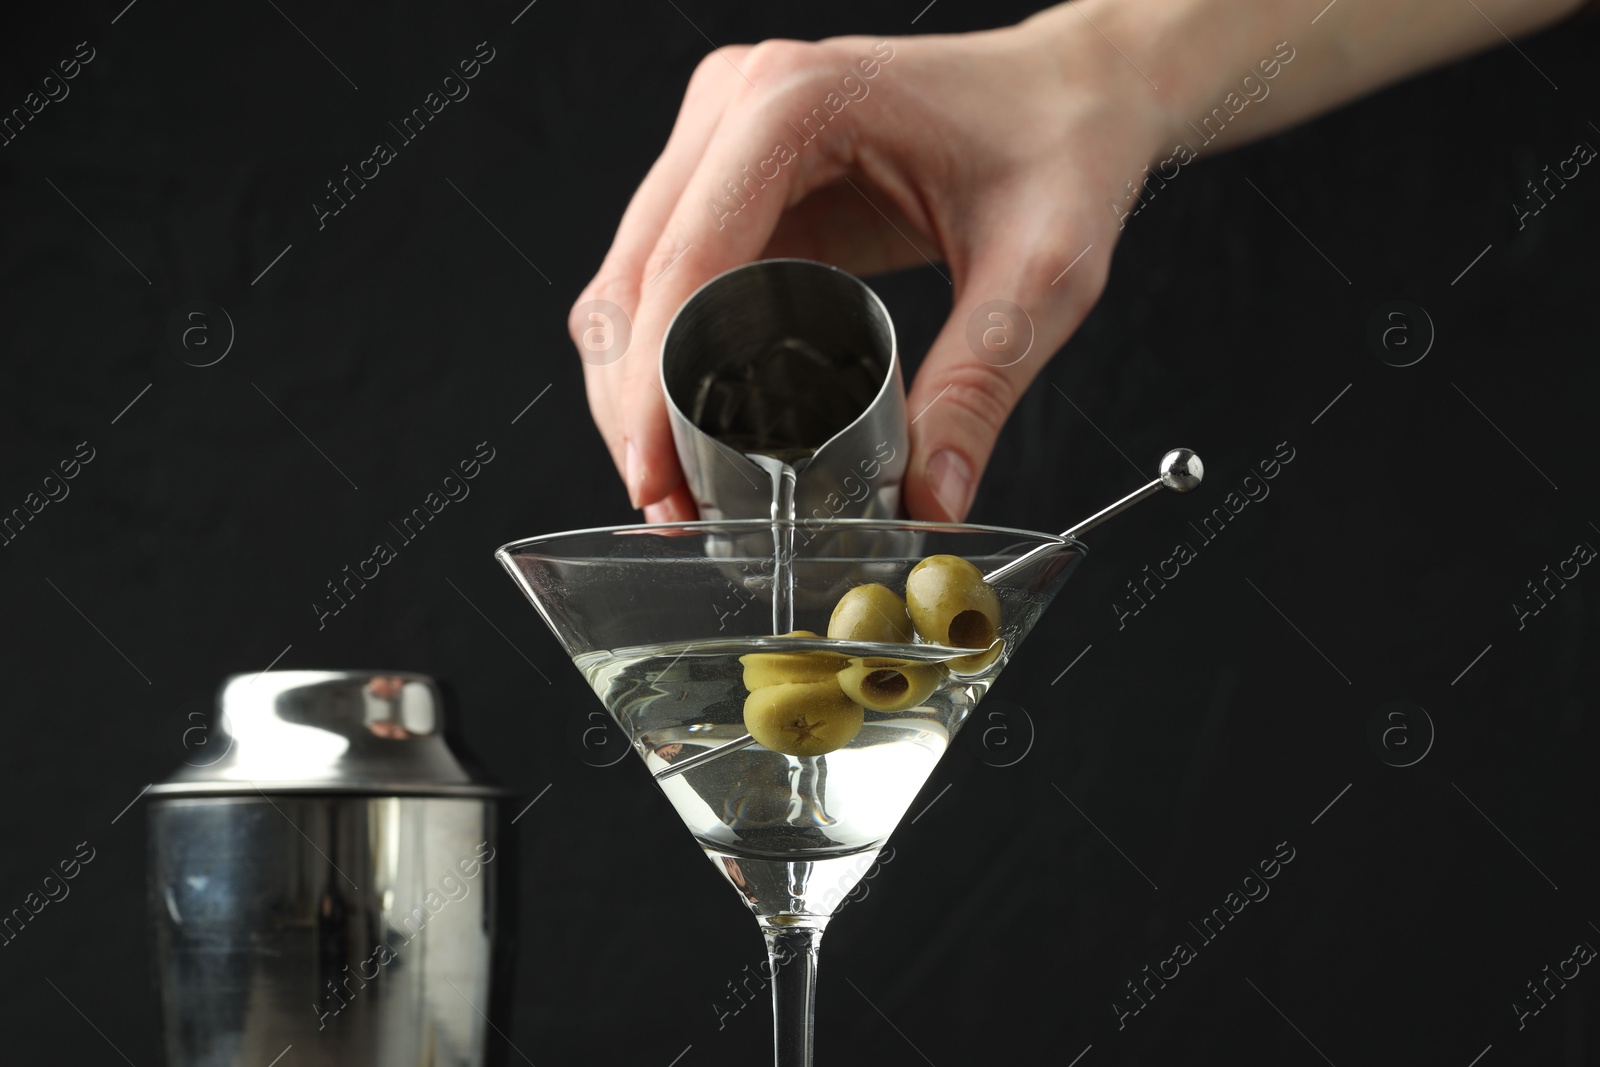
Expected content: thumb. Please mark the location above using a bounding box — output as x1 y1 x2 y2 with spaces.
902 232 1105 522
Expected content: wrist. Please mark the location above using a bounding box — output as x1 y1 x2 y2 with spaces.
1012 2 1175 167
1025 0 1298 161
1031 0 1588 164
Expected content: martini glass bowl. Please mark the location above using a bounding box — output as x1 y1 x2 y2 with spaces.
497 518 1083 1065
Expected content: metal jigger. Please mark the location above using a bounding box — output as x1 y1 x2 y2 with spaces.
660 258 909 522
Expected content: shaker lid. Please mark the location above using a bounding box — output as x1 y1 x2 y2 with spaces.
150 670 510 798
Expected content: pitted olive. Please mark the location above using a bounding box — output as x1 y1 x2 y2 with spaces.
827 583 915 645
905 554 1003 672
739 630 850 689
836 657 944 712
743 680 864 757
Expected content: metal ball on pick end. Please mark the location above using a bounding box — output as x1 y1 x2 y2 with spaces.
1158 448 1204 493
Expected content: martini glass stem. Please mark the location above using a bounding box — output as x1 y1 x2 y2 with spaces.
763 920 825 1067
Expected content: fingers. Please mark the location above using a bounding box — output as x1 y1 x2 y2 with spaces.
643 484 698 524
571 47 747 495
902 204 1110 522
619 42 858 509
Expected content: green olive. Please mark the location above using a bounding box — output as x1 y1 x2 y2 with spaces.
836 657 944 712
744 681 864 757
828 583 915 645
905 554 1003 672
739 630 850 689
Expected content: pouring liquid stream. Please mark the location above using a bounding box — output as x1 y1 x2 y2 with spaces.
749 454 824 817
753 455 800 635
683 333 882 640
648 450 806 783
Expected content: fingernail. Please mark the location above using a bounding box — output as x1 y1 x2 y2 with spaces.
624 439 642 508
643 502 669 524
926 450 974 521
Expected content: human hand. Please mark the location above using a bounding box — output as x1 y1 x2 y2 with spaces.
569 9 1172 522
573 0 1587 523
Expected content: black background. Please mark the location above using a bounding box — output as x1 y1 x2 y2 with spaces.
2 1 1597 1064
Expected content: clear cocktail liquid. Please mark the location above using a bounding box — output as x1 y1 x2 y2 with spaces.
578 639 994 856
576 638 1002 915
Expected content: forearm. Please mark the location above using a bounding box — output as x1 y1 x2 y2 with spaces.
1029 0 1585 160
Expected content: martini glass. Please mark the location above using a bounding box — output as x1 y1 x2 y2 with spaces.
497 518 1082 1064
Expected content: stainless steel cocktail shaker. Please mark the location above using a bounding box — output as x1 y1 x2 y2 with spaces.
148 670 515 1066
660 259 909 521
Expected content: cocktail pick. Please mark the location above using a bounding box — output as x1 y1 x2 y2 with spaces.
981 447 1202 584
652 448 1203 781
